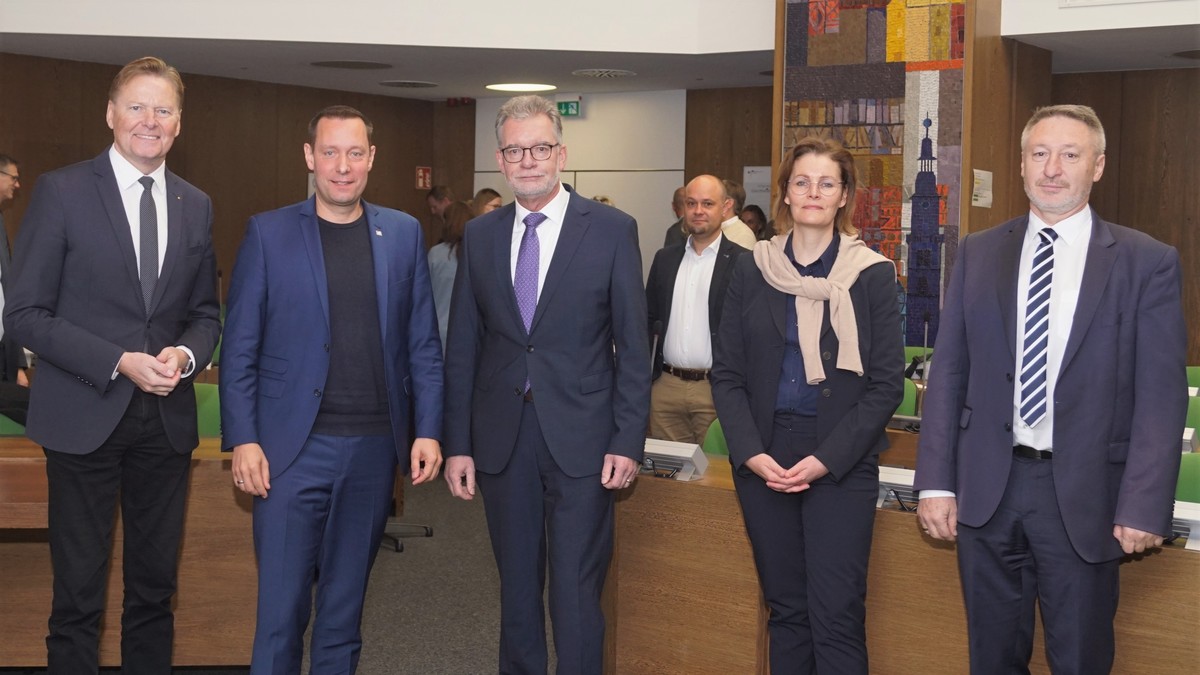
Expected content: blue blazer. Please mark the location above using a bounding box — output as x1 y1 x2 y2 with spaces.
443 190 650 478
711 254 904 479
220 198 443 476
914 211 1187 562
5 151 220 454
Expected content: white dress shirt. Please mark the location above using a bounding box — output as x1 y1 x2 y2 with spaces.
509 183 570 298
663 234 721 370
1012 208 1092 451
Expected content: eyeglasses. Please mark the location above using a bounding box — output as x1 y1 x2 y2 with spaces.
788 178 843 196
500 143 559 164
0 169 18 183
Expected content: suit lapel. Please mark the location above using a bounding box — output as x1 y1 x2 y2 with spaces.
1059 213 1117 375
299 198 331 330
149 170 184 314
661 246 685 327
93 154 143 308
364 202 390 342
530 193 587 334
489 204 524 334
997 217 1027 361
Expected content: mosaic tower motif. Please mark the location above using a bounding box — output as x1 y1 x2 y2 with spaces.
905 117 944 348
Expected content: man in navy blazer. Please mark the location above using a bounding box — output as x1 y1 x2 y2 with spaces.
4 57 221 674
443 95 650 674
915 105 1187 674
220 106 443 674
646 174 748 444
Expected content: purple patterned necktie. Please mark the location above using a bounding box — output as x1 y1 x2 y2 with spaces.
514 212 546 332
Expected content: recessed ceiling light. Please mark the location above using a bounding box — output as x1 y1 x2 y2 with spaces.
311 60 392 70
571 68 636 79
379 80 438 88
759 70 774 77
486 83 557 92
1173 49 1200 60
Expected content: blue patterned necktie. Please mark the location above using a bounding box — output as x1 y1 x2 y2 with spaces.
138 176 158 314
1019 228 1058 427
514 212 546 333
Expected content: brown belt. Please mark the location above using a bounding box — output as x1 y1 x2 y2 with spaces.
1013 444 1052 460
662 364 710 381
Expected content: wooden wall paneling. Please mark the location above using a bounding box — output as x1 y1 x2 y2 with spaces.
380 98 439 246
960 0 1052 235
433 100 477 206
176 74 281 284
1114 69 1200 364
684 86 773 189
1051 72 1125 219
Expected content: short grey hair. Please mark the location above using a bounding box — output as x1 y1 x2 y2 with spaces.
494 95 563 147
1020 104 1106 155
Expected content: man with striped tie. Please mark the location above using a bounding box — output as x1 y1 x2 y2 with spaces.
914 105 1187 675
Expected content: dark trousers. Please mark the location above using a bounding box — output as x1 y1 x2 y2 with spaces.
957 456 1119 675
477 400 615 675
250 433 398 675
44 391 191 675
732 415 878 675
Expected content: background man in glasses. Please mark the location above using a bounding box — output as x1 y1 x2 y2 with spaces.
444 94 650 674
0 153 32 404
915 104 1186 674
5 57 220 673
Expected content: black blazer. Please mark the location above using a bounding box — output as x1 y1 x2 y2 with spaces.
646 235 748 379
711 254 904 479
5 151 221 454
0 224 27 382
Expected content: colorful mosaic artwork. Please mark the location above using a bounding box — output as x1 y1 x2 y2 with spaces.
783 0 964 349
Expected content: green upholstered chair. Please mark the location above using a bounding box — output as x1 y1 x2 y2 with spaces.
895 379 918 417
195 382 221 438
1186 365 1200 389
1177 452 1200 503
0 413 25 436
702 419 729 456
1187 397 1200 435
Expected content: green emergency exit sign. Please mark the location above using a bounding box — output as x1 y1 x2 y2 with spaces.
557 101 580 117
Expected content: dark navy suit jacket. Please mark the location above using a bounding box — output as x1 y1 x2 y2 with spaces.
914 211 1187 562
5 150 220 453
219 197 443 475
443 190 650 478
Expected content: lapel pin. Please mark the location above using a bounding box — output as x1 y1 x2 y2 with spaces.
375 228 383 236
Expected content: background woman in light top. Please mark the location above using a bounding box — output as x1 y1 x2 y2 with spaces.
711 137 904 675
427 201 474 353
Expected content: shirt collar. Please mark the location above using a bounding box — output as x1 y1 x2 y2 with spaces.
784 231 839 275
1027 206 1091 248
514 183 570 228
685 233 723 258
108 145 167 191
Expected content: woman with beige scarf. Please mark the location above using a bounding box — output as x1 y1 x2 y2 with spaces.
711 137 905 675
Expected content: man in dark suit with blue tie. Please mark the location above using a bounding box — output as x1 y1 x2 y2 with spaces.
443 95 650 674
915 104 1187 674
4 57 221 674
220 105 443 674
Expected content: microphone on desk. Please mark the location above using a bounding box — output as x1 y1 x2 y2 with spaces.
650 320 663 378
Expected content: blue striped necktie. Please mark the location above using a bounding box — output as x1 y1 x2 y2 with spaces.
1019 228 1058 427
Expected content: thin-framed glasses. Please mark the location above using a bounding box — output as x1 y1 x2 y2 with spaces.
788 178 843 196
501 143 559 163
0 169 19 182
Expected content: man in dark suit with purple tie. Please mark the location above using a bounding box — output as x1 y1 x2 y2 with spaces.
4 57 221 674
443 95 650 674
915 104 1187 674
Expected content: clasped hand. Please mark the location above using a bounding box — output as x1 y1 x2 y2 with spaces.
744 453 829 492
117 348 188 395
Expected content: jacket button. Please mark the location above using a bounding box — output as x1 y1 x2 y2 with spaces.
1005 373 1013 382
1004 422 1012 431
822 351 831 361
821 388 832 398
314 388 322 397
513 387 522 396
324 344 330 352
527 345 534 353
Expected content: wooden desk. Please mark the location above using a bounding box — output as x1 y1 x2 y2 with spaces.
604 455 1199 674
0 438 255 666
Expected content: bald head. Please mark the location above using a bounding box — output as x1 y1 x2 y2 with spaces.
683 175 731 247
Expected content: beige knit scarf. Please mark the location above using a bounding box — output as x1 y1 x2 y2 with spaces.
752 232 892 384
